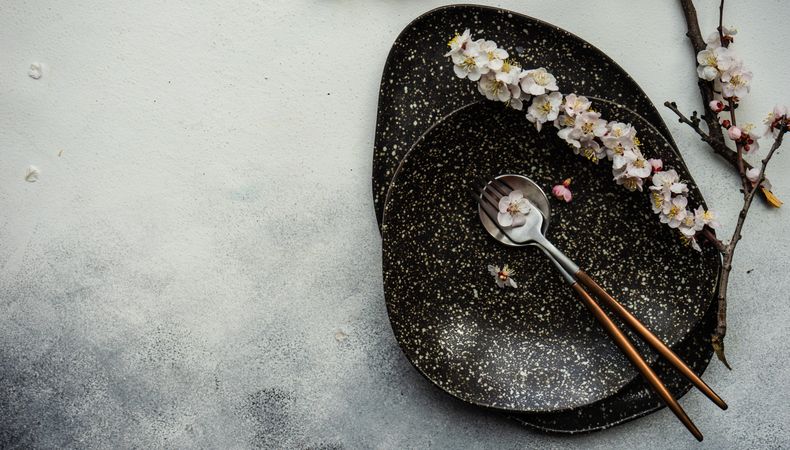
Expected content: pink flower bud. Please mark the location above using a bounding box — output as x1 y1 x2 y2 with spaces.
648 158 663 173
746 167 760 183
728 126 742 140
709 100 724 112
552 184 573 202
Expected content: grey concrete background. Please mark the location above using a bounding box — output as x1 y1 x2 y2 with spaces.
1 0 788 448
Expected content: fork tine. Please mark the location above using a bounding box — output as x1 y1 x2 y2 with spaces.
468 184 500 224
489 178 511 197
496 177 517 192
475 176 507 200
479 195 500 224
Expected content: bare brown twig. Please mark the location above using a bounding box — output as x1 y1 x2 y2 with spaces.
711 126 787 368
663 101 757 174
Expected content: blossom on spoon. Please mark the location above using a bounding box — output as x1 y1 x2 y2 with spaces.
497 189 532 227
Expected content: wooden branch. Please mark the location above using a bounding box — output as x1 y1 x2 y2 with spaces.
663 101 757 174
711 125 787 368
679 0 726 145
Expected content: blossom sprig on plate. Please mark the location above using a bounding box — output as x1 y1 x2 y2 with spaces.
446 30 719 249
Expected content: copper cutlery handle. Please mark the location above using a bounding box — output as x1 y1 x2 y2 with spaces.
575 269 728 411
569 282 704 442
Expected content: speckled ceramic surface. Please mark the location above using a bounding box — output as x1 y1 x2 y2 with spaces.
381 99 720 412
509 298 717 432
372 4 684 228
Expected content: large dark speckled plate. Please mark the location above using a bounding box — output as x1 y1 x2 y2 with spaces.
381 99 720 412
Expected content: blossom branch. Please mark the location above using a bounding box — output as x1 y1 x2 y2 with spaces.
663 101 754 173
679 0 727 145
712 123 787 368
676 0 777 205
671 0 789 367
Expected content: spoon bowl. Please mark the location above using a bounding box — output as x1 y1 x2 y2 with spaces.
478 174 551 246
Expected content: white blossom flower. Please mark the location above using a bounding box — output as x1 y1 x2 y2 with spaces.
602 122 637 150
562 93 591 117
746 167 773 191
519 67 558 96
557 111 607 148
445 29 473 58
575 138 606 163
695 206 721 229
488 264 517 288
720 63 752 98
650 190 669 214
451 41 490 81
648 158 663 173
696 47 734 81
678 210 703 237
526 92 562 131
660 195 688 228
705 27 737 48
613 170 644 192
494 60 525 110
624 149 652 179
763 105 788 137
477 72 513 102
478 40 508 71
650 169 688 200
497 189 532 227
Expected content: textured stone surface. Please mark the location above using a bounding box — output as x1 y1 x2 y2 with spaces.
1 0 789 448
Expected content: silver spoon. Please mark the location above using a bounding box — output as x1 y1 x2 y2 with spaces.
474 174 726 441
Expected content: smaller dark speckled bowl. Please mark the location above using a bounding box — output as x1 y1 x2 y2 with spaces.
381 99 720 413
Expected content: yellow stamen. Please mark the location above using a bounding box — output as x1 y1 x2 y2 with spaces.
652 192 663 209
581 147 599 163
